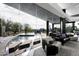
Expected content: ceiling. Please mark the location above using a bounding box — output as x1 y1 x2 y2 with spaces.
5 3 68 23
4 3 79 22
58 3 79 16
58 3 79 22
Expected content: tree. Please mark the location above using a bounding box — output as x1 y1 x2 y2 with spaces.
66 26 73 32
0 18 23 36
5 20 13 32
24 24 32 33
12 22 22 34
0 18 6 36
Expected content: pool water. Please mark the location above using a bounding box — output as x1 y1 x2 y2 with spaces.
10 35 35 44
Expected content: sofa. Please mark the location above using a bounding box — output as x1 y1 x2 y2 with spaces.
42 36 61 56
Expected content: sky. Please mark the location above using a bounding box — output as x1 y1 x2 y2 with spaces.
0 3 52 29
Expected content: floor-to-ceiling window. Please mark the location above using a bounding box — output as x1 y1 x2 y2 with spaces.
75 21 79 34
66 23 73 33
54 24 60 33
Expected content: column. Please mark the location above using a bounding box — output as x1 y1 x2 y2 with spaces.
60 17 66 33
0 19 1 36
46 21 49 36
72 21 75 32
60 17 63 33
52 23 54 33
61 9 66 33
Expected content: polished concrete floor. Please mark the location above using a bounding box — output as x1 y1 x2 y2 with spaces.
57 41 79 56
33 35 79 56
33 47 46 56
33 40 79 56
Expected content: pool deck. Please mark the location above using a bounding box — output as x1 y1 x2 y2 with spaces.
0 35 79 56
0 36 14 55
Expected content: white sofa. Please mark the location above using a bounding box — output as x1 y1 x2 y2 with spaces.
70 34 78 41
66 33 78 41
